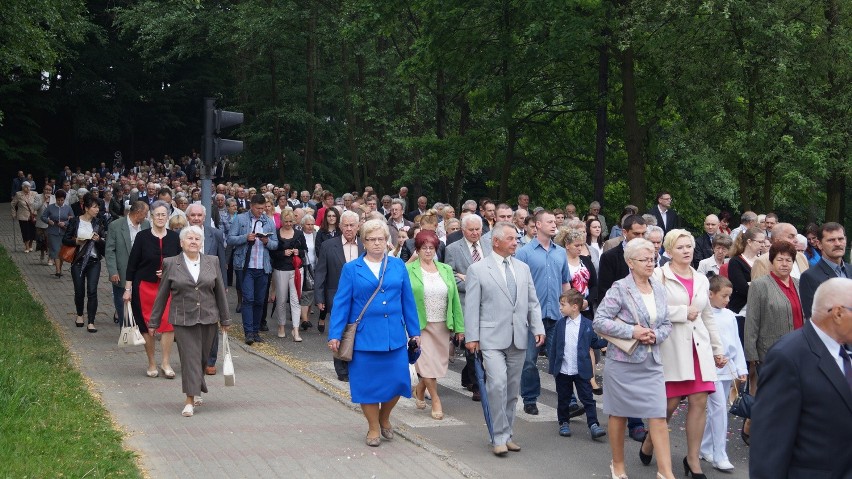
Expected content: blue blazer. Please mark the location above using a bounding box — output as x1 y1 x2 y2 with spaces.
329 255 420 352
227 211 278 273
548 315 608 379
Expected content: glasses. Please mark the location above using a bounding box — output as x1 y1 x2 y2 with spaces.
631 257 656 264
364 237 386 243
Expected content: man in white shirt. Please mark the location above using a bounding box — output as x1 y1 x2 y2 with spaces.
387 199 414 244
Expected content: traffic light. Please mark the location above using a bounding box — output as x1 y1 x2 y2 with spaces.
203 97 243 168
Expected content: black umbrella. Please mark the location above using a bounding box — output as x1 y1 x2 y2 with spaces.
473 351 494 444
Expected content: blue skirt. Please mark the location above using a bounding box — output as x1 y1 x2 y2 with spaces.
349 346 412 404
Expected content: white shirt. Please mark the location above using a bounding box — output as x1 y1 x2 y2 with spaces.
712 307 748 379
560 315 582 375
365 257 382 278
183 253 200 282
303 232 316 265
127 216 142 247
813 321 846 375
491 251 515 283
465 238 482 261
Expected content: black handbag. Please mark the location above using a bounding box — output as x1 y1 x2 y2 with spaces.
728 374 753 418
302 263 315 292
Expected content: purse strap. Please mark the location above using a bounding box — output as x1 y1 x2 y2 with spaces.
124 305 138 328
222 331 231 356
353 255 388 326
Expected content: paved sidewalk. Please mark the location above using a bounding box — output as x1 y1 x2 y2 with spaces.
1 211 466 478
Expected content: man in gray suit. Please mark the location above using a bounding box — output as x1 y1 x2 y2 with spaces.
105 201 149 324
315 211 364 382
464 222 545 456
445 214 492 400
186 203 228 375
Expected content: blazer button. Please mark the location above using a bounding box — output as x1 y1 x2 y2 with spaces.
384 314 388 318
197 302 201 306
382 301 387 305
195 287 199 291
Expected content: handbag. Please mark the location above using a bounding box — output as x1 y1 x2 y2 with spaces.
117 306 146 347
729 366 753 418
598 318 640 355
334 256 387 362
222 331 235 386
302 263 315 292
59 244 76 263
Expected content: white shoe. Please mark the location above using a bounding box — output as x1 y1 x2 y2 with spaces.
182 404 194 417
699 454 713 463
713 459 735 472
193 396 203 407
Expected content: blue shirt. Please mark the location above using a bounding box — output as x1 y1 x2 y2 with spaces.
515 238 569 320
821 257 848 278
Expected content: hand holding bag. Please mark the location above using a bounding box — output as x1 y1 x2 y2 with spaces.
223 331 235 386
117 306 146 347
597 317 640 355
302 263 315 292
333 256 387 362
729 365 753 418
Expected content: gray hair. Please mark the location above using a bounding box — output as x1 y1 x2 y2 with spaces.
342 193 354 201
741 211 758 224
590 201 601 209
150 200 170 214
461 213 483 229
225 198 237 207
215 193 225 201
642 214 658 226
21 181 31 188
185 203 206 217
78 188 89 196
462 199 478 212
340 210 360 224
490 222 516 243
301 214 315 225
179 225 204 242
445 218 460 228
624 238 656 260
812 277 852 320
644 225 664 240
391 198 406 208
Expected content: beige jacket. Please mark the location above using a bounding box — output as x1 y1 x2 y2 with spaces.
11 191 36 221
750 252 809 281
653 264 724 382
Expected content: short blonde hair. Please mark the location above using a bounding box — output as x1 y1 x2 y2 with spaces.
359 218 390 241
663 228 695 254
168 214 188 231
280 209 295 221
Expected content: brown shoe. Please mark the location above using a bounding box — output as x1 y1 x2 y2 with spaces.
205 366 216 375
492 444 508 456
506 441 521 452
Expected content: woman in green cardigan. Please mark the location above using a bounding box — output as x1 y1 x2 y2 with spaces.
406 230 464 420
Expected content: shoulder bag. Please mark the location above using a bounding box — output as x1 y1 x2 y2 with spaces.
597 317 640 355
117 306 146 347
60 244 77 263
333 256 387 362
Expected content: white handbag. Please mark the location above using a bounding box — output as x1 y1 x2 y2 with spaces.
222 332 235 386
117 306 146 347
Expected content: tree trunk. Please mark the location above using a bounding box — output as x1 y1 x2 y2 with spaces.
621 47 645 207
435 68 447 200
304 0 317 188
450 98 470 209
269 55 284 183
823 0 845 223
594 17 610 207
342 40 361 192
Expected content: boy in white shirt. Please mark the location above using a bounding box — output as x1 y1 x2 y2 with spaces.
700 275 748 472
547 289 608 439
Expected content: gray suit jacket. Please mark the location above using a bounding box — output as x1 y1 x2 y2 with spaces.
149 254 230 329
463 255 544 350
744 274 802 362
203 225 227 282
444 237 492 307
105 217 151 284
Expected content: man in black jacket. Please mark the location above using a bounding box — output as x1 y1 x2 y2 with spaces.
692 214 719 268
647 190 680 235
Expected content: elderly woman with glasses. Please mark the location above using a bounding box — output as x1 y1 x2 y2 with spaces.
328 219 420 447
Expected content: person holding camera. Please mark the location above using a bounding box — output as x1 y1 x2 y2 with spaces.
405 230 464 420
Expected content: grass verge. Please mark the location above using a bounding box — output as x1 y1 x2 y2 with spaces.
0 245 141 478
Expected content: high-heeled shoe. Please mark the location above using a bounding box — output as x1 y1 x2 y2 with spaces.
639 435 653 465
75 316 85 327
609 461 628 479
683 457 707 479
412 386 426 409
317 319 325 333
86 323 97 333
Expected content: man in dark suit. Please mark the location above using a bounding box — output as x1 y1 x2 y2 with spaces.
800 223 849 319
595 214 649 442
314 210 364 382
692 214 718 269
405 196 428 221
647 190 680 235
749 277 852 478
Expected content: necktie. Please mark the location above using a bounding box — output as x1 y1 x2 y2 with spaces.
504 258 517 304
839 264 848 279
471 242 480 263
840 347 852 391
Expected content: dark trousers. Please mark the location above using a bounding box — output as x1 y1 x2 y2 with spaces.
240 268 268 335
71 259 100 324
112 284 125 325
522 318 558 404
555 373 598 427
208 331 219 367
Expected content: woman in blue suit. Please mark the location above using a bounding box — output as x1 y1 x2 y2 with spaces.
328 219 420 447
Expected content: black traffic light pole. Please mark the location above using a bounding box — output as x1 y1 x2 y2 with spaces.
202 97 243 219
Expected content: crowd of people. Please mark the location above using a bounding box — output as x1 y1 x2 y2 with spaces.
9 159 852 477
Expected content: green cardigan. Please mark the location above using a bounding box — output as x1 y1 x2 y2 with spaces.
405 258 464 332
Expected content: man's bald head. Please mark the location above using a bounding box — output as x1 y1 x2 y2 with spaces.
772 223 798 245
811 278 852 344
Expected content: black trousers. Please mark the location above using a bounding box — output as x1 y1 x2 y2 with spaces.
71 259 101 324
555 373 598 426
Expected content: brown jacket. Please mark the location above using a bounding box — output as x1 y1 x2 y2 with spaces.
149 254 230 329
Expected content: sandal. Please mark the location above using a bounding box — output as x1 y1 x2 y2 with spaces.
146 369 159 378
160 366 176 379
431 410 444 420
413 386 426 409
